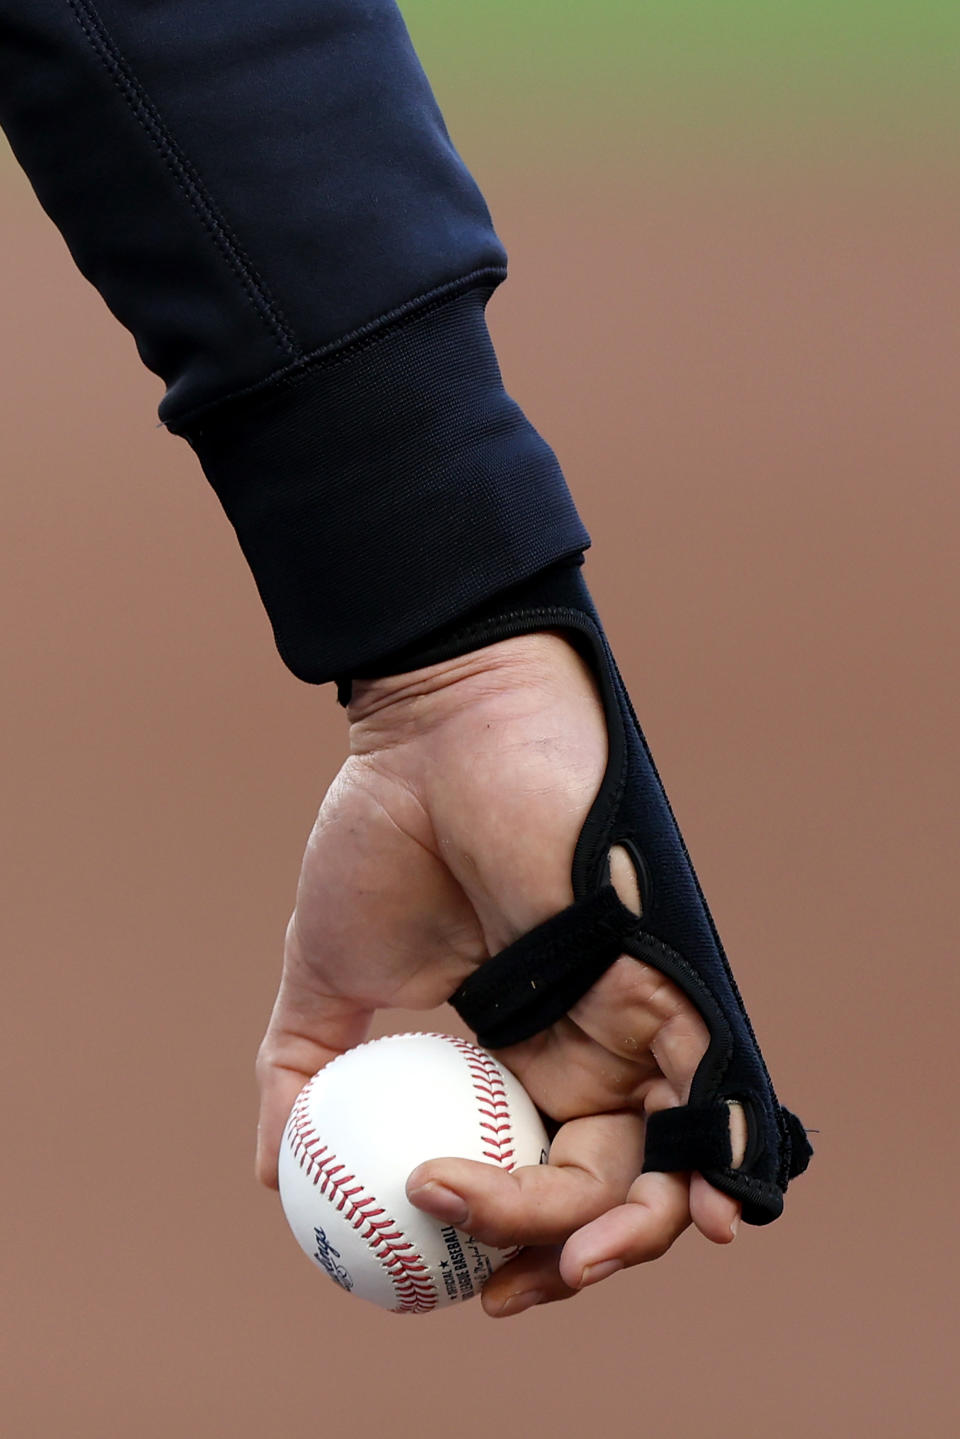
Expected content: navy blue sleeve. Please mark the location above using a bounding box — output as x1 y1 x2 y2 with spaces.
0 0 589 681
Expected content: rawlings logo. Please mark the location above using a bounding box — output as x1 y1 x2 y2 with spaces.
312 1227 353 1291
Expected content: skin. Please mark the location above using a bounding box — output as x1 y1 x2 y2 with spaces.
255 632 746 1317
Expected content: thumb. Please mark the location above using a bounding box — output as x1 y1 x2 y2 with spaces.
254 916 374 1189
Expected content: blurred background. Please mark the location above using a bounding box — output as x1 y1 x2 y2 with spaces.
2 2 958 1434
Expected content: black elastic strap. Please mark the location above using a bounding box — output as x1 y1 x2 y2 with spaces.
642 1103 814 1184
450 884 640 1049
337 555 588 705
642 1104 734 1174
781 1107 815 1180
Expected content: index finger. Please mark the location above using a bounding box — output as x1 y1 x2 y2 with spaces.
406 1110 645 1249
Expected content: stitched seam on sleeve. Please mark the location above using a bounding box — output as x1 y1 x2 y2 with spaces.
166 266 507 433
66 0 300 361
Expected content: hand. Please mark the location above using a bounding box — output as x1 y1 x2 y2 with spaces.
255 633 744 1316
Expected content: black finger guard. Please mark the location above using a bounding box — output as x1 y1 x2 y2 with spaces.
364 559 815 1224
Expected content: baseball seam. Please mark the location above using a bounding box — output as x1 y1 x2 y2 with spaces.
433 1034 522 1262
286 1077 438 1314
433 1034 518 1171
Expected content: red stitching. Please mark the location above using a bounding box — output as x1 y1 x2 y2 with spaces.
285 1037 524 1312
431 1035 519 1175
286 1078 438 1314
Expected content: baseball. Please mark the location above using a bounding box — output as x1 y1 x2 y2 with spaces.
278 1032 550 1314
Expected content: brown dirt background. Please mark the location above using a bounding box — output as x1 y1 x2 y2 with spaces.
2 140 958 1435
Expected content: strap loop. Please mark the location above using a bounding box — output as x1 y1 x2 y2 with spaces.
781 1106 815 1179
450 885 640 1048
642 1104 734 1174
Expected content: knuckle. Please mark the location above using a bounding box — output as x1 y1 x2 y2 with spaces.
472 1207 526 1251
646 1233 675 1263
254 1039 277 1081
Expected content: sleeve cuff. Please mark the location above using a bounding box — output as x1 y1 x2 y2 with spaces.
173 283 590 684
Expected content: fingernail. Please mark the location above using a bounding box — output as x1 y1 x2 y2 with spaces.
729 1215 740 1239
578 1258 624 1289
407 1181 469 1226
495 1290 544 1317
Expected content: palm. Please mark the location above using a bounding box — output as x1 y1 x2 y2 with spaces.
291 753 687 1105
256 635 742 1312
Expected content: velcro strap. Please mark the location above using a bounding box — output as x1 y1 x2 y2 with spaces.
642 1104 734 1174
450 885 640 1048
781 1106 814 1179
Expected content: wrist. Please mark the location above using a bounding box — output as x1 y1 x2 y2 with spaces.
346 632 578 725
345 635 609 781
336 554 590 708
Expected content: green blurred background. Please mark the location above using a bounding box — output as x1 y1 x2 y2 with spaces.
401 0 959 155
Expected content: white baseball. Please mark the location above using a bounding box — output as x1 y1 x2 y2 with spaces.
278 1032 549 1314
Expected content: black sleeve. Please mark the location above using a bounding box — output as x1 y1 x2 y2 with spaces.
0 0 589 682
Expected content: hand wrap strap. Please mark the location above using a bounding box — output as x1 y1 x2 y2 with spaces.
451 885 639 1049
349 557 814 1226
643 1104 812 1182
451 888 813 1217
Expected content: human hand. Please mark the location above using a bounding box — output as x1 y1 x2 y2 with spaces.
255 633 744 1316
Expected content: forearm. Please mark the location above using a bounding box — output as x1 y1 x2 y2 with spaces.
1 0 588 680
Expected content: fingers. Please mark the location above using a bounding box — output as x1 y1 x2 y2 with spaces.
477 1166 739 1317
405 1094 744 1317
470 1144 733 1308
558 1170 694 1289
406 1111 646 1249
690 1171 741 1242
481 1169 715 1316
558 1131 743 1292
255 919 374 1189
568 954 711 1099
407 1111 645 1319
480 1246 577 1317
565 955 748 1241
686 1098 745 1239
634 1084 743 1245
635 1087 744 1244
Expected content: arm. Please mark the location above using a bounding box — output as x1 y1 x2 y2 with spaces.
2 0 810 1315
0 0 587 678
